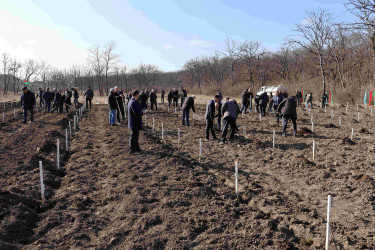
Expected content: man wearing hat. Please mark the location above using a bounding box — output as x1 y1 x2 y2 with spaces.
20 86 36 124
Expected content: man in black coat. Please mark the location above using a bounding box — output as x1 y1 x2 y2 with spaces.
240 89 249 114
21 86 36 124
150 89 158 110
277 96 298 137
180 87 187 107
248 89 254 112
114 86 125 123
205 95 220 140
167 89 173 109
108 88 118 126
64 88 72 113
181 95 196 126
51 88 62 114
84 86 94 110
259 92 269 116
161 89 165 103
139 89 148 110
172 88 179 108
128 90 145 153
36 88 44 109
221 97 240 144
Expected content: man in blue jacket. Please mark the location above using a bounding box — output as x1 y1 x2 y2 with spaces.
84 86 94 110
205 95 220 141
42 88 53 113
20 86 36 124
128 90 145 153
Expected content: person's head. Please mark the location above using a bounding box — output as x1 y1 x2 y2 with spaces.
22 86 28 93
114 86 119 93
71 88 74 91
53 88 57 92
173 87 176 91
39 88 42 91
132 90 140 100
47 88 50 92
276 91 279 96
248 88 251 92
151 89 154 92
225 96 230 101
214 94 220 102
110 88 115 94
88 86 91 89
181 87 183 90
192 95 196 100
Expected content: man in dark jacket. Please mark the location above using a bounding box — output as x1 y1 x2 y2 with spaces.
20 86 36 124
161 89 165 103
296 90 302 106
216 91 223 130
254 95 260 113
240 89 249 114
221 97 240 144
321 93 328 109
172 88 179 108
150 89 158 110
64 88 72 113
128 90 145 153
205 95 220 141
248 89 254 112
139 89 148 110
167 89 173 109
108 88 118 126
42 88 53 113
114 86 125 123
84 86 94 110
72 88 80 107
51 88 62 114
182 95 196 126
180 87 187 107
36 88 44 109
277 96 298 137
259 92 269 116
59 90 65 114
273 92 284 123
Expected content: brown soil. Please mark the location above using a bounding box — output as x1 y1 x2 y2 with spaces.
0 103 374 249
325 123 338 128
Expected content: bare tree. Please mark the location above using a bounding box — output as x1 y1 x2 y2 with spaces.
292 8 333 93
38 61 50 90
238 40 263 90
2 53 11 94
183 58 205 92
9 58 22 93
88 45 104 96
23 59 39 84
120 65 129 93
222 36 239 86
102 41 120 95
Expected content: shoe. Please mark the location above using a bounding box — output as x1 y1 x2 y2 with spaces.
229 139 233 143
22 121 27 124
282 133 286 137
220 141 225 145
129 149 138 154
205 138 209 141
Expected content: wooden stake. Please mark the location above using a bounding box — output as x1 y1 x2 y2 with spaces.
178 128 180 148
313 140 316 162
235 161 239 196
65 129 69 151
39 161 45 203
273 130 275 148
57 139 60 170
325 195 332 250
161 123 164 141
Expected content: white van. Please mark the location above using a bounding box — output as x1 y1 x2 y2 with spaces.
256 85 288 96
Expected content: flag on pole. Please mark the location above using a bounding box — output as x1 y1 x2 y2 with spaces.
24 80 29 86
331 91 333 105
301 90 304 102
328 91 331 104
326 91 328 105
364 90 368 106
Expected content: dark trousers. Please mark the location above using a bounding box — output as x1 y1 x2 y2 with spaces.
151 101 158 110
274 105 280 122
161 96 164 103
86 99 92 110
182 110 190 126
23 108 34 122
39 99 44 108
74 98 79 107
260 104 267 116
206 119 216 139
65 99 71 113
51 102 61 113
140 102 147 110
168 100 172 109
173 99 178 108
222 116 236 142
240 103 248 114
129 129 140 150
45 101 51 112
181 97 185 107
297 98 301 106
282 114 297 135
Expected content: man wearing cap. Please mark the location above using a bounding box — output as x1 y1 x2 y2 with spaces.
20 86 36 124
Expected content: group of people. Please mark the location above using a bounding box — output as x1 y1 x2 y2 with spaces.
166 87 187 109
20 86 94 124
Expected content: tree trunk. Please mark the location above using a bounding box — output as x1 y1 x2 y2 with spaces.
319 53 326 94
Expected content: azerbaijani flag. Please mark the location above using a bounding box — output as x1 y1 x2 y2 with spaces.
369 91 373 106
24 80 29 85
301 90 304 102
328 91 331 104
331 91 333 105
364 90 368 106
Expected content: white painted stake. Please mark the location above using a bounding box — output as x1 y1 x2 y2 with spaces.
339 117 341 128
2 112 4 123
178 128 180 148
57 139 60 170
312 122 314 132
346 106 348 114
311 114 313 123
313 140 315 162
242 111 244 118
199 138 202 162
242 125 246 135
330 111 333 119
357 104 358 111
74 115 77 131
273 130 275 148
351 128 354 141
144 115 147 126
174 107 176 113
358 112 360 122
235 161 239 195
13 109 15 118
65 129 69 151
162 103 164 111
325 195 332 250
161 123 164 141
69 121 72 139
336 103 338 109
39 161 45 203
259 113 262 121
152 117 155 132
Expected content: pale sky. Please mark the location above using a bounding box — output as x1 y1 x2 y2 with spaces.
0 0 353 72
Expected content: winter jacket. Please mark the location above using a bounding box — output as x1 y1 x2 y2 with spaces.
43 91 53 102
205 99 216 120
128 97 143 130
241 91 249 105
259 92 269 106
21 91 36 109
108 93 118 110
182 97 195 112
84 89 94 100
150 92 157 102
278 97 297 116
222 99 240 119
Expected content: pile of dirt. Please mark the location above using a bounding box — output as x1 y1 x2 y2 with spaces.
359 128 371 134
325 123 338 128
354 174 374 183
342 137 355 145
297 127 312 136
